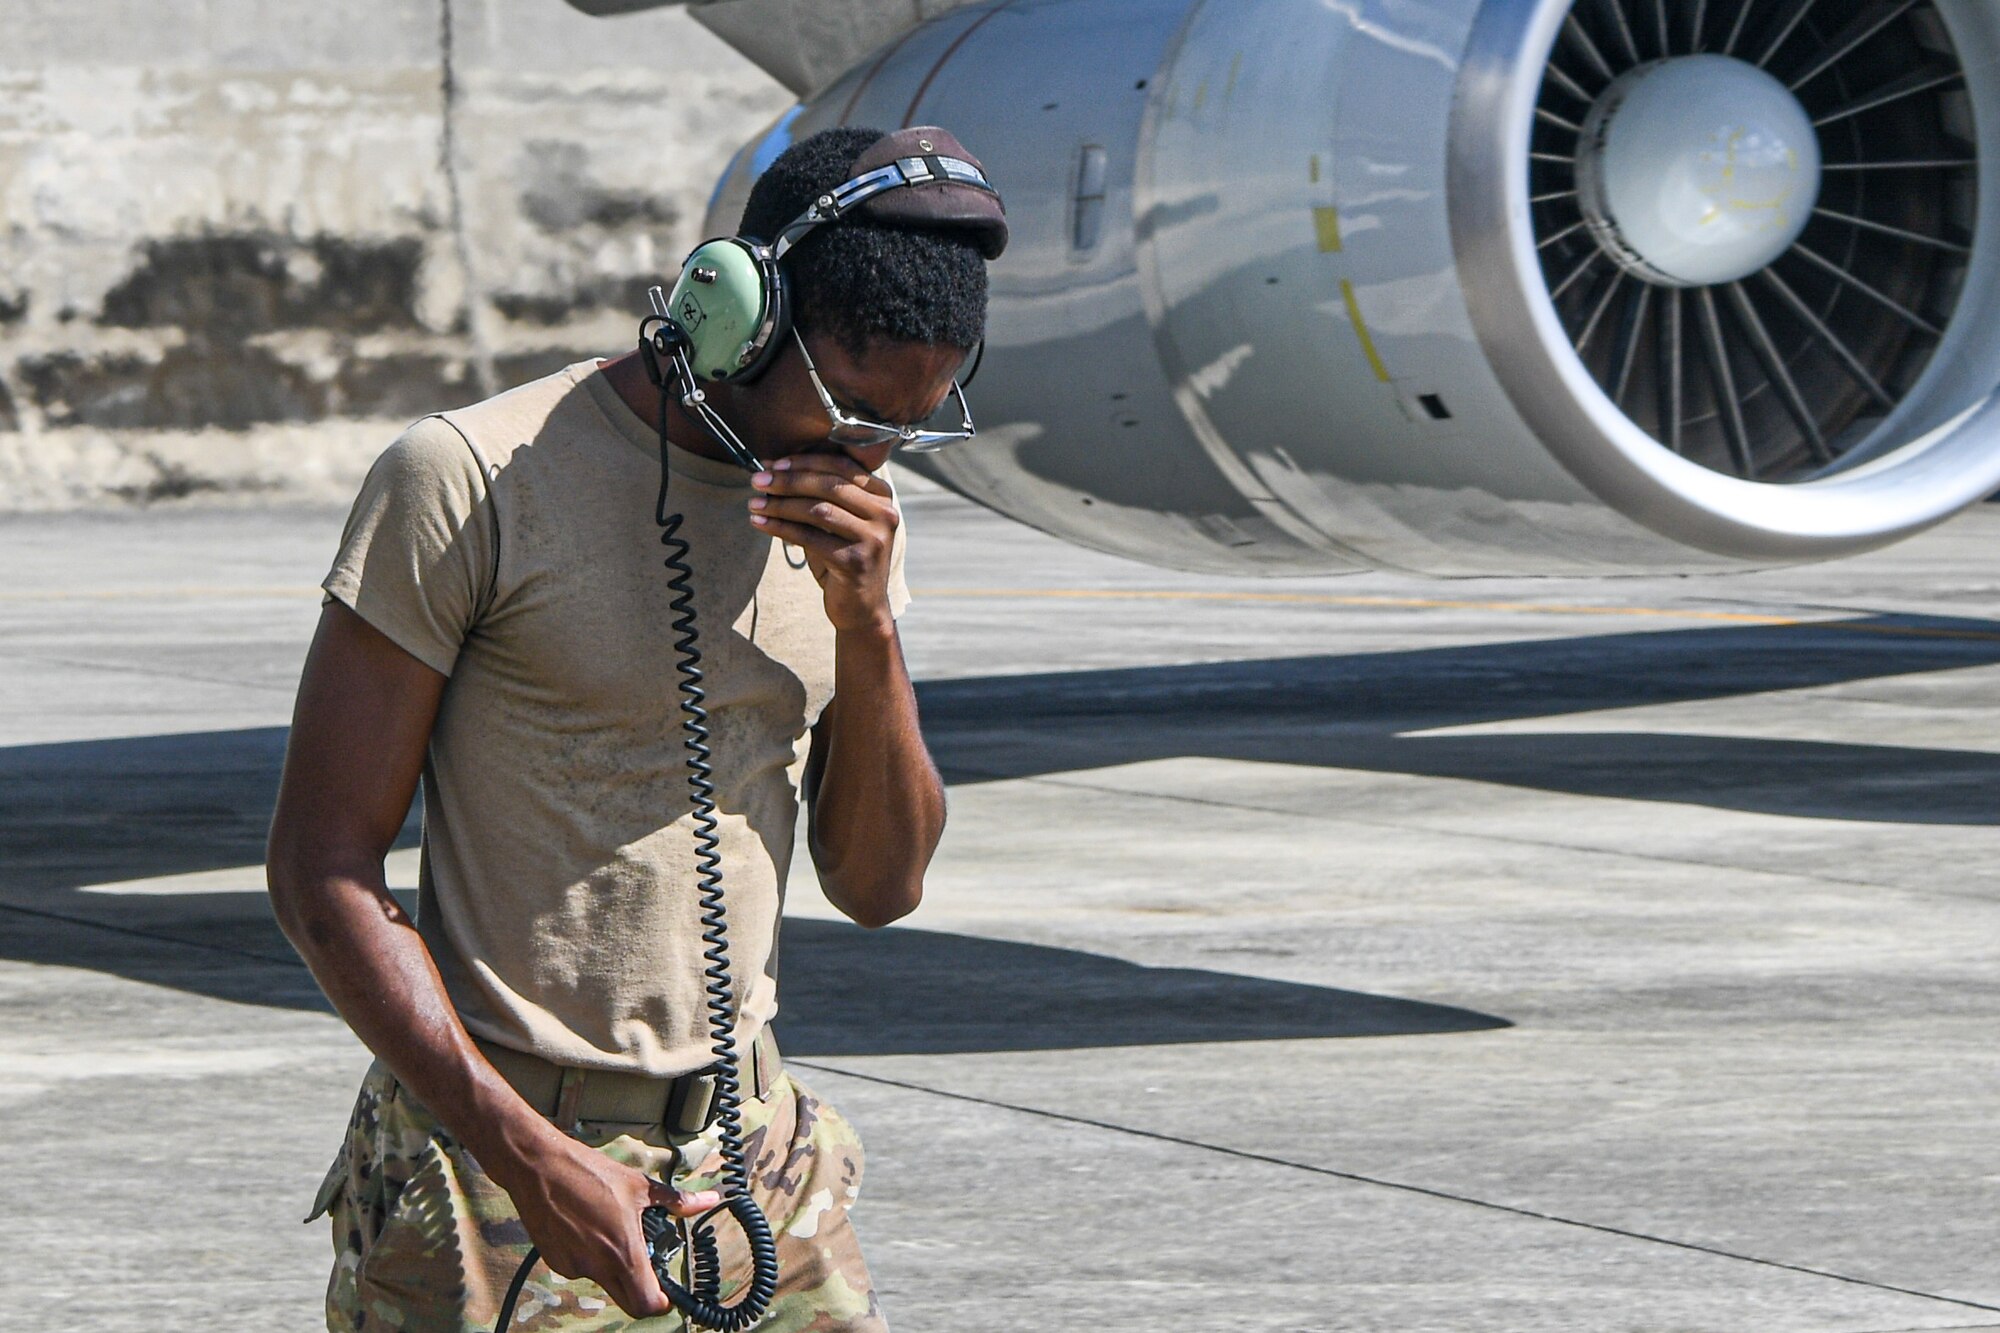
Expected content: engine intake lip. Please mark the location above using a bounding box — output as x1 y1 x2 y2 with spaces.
1451 0 2000 562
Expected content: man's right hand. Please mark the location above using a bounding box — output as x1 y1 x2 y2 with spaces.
268 602 721 1320
500 1130 723 1319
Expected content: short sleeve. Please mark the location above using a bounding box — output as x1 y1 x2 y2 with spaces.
322 417 495 676
885 467 912 620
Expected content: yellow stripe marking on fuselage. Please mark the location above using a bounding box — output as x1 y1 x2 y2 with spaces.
1340 279 1393 383
1313 206 1344 253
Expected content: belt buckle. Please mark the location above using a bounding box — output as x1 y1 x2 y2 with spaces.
666 1070 720 1135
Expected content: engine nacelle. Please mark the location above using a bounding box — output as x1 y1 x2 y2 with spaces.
707 0 2000 575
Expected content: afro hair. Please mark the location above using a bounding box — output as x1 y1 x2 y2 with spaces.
739 126 989 357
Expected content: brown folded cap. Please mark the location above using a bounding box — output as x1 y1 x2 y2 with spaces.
845 126 1009 260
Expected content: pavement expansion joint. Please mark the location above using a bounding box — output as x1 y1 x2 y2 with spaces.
0 647 294 694
0 899 300 967
796 1060 2000 1319
0 585 323 602
1005 771 1953 901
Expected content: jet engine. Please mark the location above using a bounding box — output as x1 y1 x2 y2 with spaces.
699 0 2000 575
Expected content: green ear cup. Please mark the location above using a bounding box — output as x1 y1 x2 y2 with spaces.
664 239 783 382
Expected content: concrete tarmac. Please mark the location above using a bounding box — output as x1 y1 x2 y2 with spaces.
3 477 1999 1332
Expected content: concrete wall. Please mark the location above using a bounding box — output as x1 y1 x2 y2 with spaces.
0 0 790 507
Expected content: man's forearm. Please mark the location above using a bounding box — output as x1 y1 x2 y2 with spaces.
810 621 945 927
271 602 715 1318
270 861 565 1190
273 861 722 1315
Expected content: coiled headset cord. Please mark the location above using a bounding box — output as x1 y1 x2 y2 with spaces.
492 315 778 1332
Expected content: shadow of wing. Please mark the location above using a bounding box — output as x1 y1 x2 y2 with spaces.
776 919 1509 1056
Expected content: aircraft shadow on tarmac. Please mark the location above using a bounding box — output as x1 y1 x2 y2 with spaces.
920 613 2000 825
775 918 1507 1054
3 613 1996 1013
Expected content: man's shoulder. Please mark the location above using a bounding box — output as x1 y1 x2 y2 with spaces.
435 361 605 478
355 414 488 516
353 358 584 520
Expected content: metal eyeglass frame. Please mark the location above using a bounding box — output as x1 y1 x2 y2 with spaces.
792 329 977 453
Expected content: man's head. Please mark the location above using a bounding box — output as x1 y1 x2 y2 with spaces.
714 126 996 468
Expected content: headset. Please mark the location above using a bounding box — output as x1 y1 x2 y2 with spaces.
643 138 1004 390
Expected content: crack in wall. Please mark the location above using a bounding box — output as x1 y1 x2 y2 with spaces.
0 2 791 503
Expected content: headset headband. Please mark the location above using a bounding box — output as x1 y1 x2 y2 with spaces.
772 155 1001 261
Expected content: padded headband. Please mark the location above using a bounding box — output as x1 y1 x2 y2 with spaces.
774 126 1009 262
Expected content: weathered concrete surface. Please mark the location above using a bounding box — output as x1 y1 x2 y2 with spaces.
3 483 2000 1330
0 1 789 506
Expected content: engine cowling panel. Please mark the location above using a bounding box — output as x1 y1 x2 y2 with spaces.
705 0 2000 575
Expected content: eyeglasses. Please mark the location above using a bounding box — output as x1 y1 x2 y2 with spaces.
793 330 977 453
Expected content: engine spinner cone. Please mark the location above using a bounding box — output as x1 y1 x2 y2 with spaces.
1579 54 1823 288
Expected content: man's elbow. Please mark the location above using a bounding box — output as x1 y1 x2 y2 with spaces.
833 878 924 930
265 825 328 950
264 823 393 951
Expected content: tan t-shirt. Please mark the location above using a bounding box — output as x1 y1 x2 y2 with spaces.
323 362 908 1076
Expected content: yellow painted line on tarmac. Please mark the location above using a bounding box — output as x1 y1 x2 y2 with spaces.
0 586 322 602
911 587 2000 643
916 587 1792 621
9 584 1998 646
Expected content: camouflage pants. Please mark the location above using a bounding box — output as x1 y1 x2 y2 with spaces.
308 1059 885 1332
